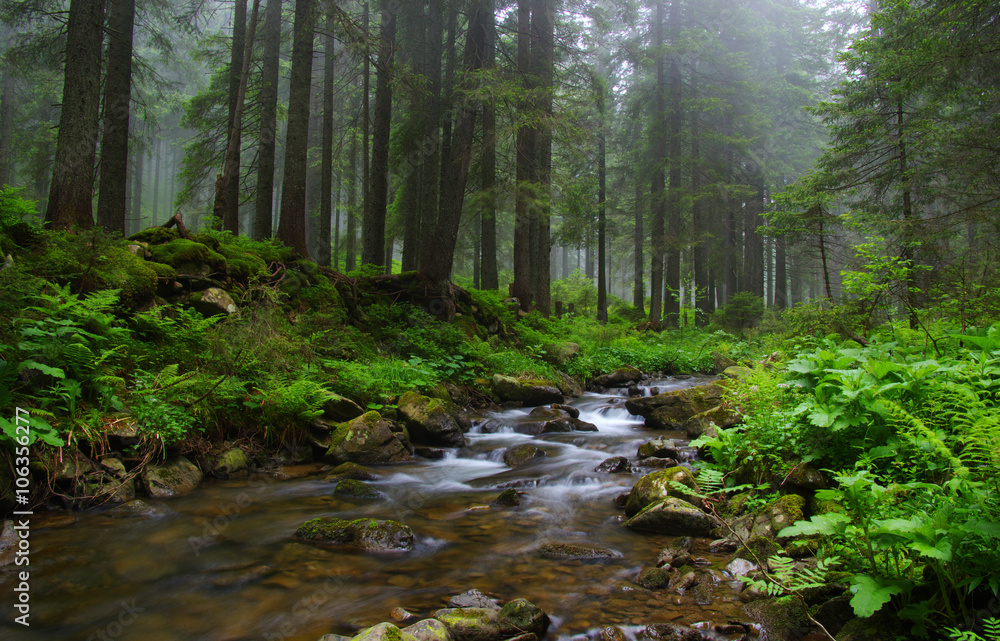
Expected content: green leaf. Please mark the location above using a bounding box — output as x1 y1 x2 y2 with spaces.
849 574 904 618
18 361 66 379
779 512 852 538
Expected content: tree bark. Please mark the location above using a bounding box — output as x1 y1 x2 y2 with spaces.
361 1 370 258
361 8 395 267
96 0 135 236
276 0 315 257
663 0 683 327
774 235 787 309
479 0 498 290
420 0 489 285
318 14 336 267
0 63 14 187
130 143 143 234
346 135 358 271
45 0 105 230
648 0 666 324
417 0 445 271
530 0 554 317
596 71 607 323
221 0 247 233
742 180 765 296
254 0 282 240
511 0 534 308
633 165 645 313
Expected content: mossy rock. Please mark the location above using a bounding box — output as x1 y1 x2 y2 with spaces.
751 493 806 539
333 479 385 500
431 607 501 641
216 243 267 281
294 517 414 551
736 534 781 561
192 232 221 251
146 261 177 280
498 599 550 636
625 382 725 430
142 456 204 498
402 619 450 641
324 411 414 465
213 448 249 479
491 374 563 406
323 462 384 483
503 443 546 467
148 238 227 275
128 227 179 245
635 566 673 589
536 543 622 560
353 623 418 641
624 497 717 537
625 467 699 516
397 391 468 448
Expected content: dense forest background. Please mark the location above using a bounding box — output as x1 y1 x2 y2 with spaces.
1 0 998 325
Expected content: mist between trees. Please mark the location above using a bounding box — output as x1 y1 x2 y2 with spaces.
2 0 998 324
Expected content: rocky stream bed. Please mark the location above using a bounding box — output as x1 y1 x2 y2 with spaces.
0 373 845 641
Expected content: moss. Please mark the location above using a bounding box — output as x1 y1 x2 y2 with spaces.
737 534 781 560
192 232 221 251
216 244 267 281
148 239 227 273
147 261 177 280
128 227 179 245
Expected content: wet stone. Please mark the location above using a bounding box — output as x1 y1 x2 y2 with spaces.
448 589 501 610
596 457 631 474
536 543 623 560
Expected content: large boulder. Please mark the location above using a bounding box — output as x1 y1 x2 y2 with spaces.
540 342 580 365
322 394 366 422
403 619 451 641
294 517 414 552
590 367 643 389
187 287 237 317
502 444 546 468
323 462 384 483
491 375 563 406
213 448 249 479
498 599 550 637
637 437 680 460
397 391 469 448
432 608 501 641
625 382 734 430
142 456 203 498
333 479 386 500
624 498 717 537
625 467 700 516
535 543 622 560
353 622 418 641
323 412 414 465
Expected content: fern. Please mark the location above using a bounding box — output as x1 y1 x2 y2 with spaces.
741 555 841 597
882 399 968 478
944 617 1000 641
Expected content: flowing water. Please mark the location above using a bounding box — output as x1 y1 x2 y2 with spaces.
1 377 755 641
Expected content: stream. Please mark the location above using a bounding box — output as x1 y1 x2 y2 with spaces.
1 377 754 641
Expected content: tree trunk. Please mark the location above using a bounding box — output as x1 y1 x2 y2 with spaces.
897 97 918 329
276 0 315 258
221 0 247 233
530 0 554 317
362 8 395 267
648 0 666 324
346 135 358 271
96 0 135 236
691 98 709 325
511 0 534 309
596 71 607 323
663 0 683 327
633 168 645 313
254 0 282 240
479 0 498 290
420 0 489 285
318 16 335 267
742 180 765 296
361 0 370 259
774 236 787 309
0 64 14 187
131 146 143 234
45 0 105 230
417 0 444 273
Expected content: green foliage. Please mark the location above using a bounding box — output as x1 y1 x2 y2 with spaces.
714 292 766 332
0 186 42 254
945 618 1000 641
741 554 841 597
